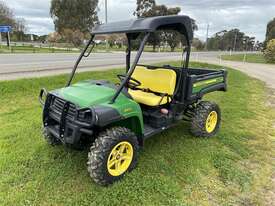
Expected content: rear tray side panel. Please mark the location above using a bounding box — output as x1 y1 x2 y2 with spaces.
186 69 227 102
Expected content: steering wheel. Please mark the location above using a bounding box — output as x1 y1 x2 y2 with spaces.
117 74 141 89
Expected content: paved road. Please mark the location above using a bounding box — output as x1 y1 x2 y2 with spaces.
1 51 275 91
0 52 184 80
0 51 226 80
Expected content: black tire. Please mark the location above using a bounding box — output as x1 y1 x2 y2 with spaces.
87 127 139 186
42 127 62 146
190 101 221 137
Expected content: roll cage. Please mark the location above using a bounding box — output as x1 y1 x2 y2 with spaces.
66 15 194 104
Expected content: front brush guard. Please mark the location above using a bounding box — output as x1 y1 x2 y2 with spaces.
39 88 48 106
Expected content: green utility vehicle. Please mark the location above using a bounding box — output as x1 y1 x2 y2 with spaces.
39 15 227 185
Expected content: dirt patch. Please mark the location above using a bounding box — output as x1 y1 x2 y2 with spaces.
266 89 275 108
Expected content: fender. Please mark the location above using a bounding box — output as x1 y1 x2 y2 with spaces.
93 106 123 127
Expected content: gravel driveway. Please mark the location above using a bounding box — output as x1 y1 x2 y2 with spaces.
193 56 275 90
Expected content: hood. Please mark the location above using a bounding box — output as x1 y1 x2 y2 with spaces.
54 81 118 108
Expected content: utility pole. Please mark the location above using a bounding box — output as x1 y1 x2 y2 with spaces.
7 31 10 48
243 38 248 63
205 24 209 51
105 0 108 24
105 0 108 51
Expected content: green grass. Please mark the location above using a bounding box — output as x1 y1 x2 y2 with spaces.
0 45 78 54
0 44 183 54
82 45 182 53
0 62 274 205
221 53 271 64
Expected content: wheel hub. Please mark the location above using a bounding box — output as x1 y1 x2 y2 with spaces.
205 111 218 133
107 141 133 176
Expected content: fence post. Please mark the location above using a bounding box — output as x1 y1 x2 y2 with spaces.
243 53 247 63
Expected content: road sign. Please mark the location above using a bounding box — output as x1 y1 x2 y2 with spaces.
0 26 12 47
0 26 12 33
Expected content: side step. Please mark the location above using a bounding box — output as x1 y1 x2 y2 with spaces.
143 122 180 139
144 124 168 139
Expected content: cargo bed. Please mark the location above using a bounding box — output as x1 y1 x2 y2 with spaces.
186 68 227 102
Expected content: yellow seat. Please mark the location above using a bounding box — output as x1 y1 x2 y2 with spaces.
128 66 177 106
129 89 172 106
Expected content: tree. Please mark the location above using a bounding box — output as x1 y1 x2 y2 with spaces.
13 18 27 41
134 0 198 51
107 34 126 48
0 1 15 26
207 29 256 51
265 18 275 47
50 0 99 45
50 0 98 33
254 41 263 51
47 32 62 43
134 0 156 17
192 38 205 51
134 0 159 51
61 29 85 46
264 39 275 63
14 18 26 33
158 6 182 52
0 1 27 42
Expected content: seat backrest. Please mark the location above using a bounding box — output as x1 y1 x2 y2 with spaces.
132 66 177 95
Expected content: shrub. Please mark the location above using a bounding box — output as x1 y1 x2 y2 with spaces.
264 39 275 63
60 29 85 47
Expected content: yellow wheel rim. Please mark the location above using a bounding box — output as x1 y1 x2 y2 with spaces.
205 111 218 133
107 141 133 177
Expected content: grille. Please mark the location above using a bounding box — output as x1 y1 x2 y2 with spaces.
50 96 77 119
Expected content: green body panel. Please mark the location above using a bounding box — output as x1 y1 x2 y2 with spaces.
57 82 115 107
54 81 144 135
192 77 224 93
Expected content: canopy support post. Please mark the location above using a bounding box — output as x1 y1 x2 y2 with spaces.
185 44 191 69
66 35 95 87
110 33 150 104
180 41 191 103
126 35 132 72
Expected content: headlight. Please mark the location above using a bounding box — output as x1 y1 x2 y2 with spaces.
77 109 93 123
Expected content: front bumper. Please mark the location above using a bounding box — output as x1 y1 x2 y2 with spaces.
43 93 94 145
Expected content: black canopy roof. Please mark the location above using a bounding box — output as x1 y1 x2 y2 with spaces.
91 15 193 41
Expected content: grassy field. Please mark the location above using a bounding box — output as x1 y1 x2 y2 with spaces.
0 45 78 54
0 44 183 54
0 62 274 205
221 53 270 64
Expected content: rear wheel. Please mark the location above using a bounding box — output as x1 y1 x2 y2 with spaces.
190 101 221 137
87 127 138 186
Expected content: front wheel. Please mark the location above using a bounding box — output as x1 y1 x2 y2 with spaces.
190 101 221 137
87 127 139 186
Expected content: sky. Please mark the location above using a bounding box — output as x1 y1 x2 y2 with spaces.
3 0 275 42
